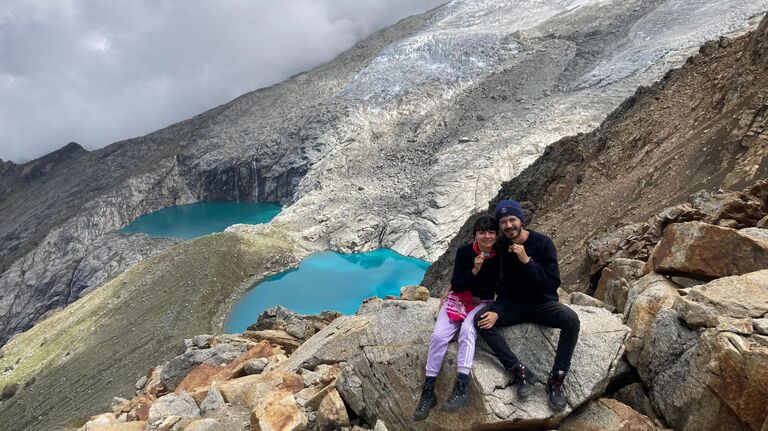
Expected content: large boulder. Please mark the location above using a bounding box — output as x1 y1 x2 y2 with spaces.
644 222 768 279
280 299 629 430
675 270 768 333
623 273 680 367
557 398 660 431
594 258 647 313
636 271 768 431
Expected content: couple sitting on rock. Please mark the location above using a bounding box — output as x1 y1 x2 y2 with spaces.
413 199 580 421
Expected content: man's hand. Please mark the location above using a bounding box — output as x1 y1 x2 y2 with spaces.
472 255 485 275
477 311 498 329
509 243 531 264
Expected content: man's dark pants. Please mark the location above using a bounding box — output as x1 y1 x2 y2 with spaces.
474 301 580 372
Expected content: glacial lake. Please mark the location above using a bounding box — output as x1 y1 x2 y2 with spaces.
119 201 281 239
224 249 430 333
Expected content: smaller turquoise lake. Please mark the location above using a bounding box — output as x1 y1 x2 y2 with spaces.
120 202 281 239
225 249 430 333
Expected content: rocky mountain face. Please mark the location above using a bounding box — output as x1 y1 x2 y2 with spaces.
28 192 767 430
2 0 767 345
425 11 768 295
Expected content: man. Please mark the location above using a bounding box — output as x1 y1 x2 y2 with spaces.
474 199 579 411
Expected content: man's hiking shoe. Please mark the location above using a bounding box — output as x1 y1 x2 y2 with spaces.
441 379 468 412
547 370 567 411
413 381 437 421
511 364 536 399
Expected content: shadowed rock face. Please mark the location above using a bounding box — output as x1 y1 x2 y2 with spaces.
2 1 767 345
278 299 629 430
424 12 768 296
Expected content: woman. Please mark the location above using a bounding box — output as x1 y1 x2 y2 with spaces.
413 215 499 421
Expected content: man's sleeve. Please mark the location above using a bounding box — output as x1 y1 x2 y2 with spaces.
522 238 561 296
450 246 476 292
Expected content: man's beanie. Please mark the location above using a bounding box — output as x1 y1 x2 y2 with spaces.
494 199 525 223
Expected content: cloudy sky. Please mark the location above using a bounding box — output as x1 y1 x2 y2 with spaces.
0 0 447 162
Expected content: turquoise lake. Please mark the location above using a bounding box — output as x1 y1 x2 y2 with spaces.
119 201 281 239
224 249 430 333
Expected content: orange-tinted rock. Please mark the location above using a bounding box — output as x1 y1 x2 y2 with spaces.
645 222 768 278
218 371 303 409
175 363 228 394
250 390 307 431
558 398 659 431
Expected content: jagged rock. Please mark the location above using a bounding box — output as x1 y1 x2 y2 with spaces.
199 404 252 430
147 392 200 424
182 418 224 431
754 318 768 335
569 292 614 312
135 375 148 391
640 311 768 431
558 398 659 431
612 383 663 427
250 306 341 343
740 227 768 243
244 358 270 375
691 183 768 228
399 285 430 301
200 388 225 415
243 329 302 353
674 270 768 333
250 390 307 431
149 415 182 431
280 299 628 430
175 364 227 395
645 221 768 279
217 371 303 409
623 273 680 367
296 383 336 410
161 343 249 391
594 259 646 313
373 420 388 431
317 388 350 431
192 335 213 349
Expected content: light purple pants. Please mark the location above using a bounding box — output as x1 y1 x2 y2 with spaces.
425 300 492 377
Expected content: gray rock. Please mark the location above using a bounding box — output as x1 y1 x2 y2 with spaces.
200 388 225 415
161 343 248 391
192 335 213 349
594 259 647 313
569 292 615 312
754 318 768 335
147 392 200 424
135 375 148 391
281 298 629 430
558 398 659 431
243 358 269 375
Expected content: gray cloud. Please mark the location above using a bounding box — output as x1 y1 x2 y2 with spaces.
0 0 447 162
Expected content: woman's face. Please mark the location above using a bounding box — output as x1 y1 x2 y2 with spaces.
475 229 497 249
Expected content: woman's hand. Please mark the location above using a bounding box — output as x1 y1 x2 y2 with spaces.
472 255 485 274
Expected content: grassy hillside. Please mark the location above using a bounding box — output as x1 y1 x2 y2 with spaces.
0 229 301 430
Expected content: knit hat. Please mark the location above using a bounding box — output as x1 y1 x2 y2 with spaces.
494 199 525 223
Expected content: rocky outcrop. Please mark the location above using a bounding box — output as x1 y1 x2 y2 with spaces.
645 222 768 279
280 299 629 430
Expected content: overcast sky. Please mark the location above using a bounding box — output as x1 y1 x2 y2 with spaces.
0 0 447 163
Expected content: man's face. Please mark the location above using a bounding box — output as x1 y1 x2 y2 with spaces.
498 215 523 241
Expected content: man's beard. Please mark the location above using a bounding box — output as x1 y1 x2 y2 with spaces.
504 225 522 241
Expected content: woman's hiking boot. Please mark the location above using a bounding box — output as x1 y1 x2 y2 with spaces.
413 381 437 421
511 363 536 399
547 370 567 411
441 378 468 412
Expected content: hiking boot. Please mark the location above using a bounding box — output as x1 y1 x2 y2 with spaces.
510 364 536 399
547 370 567 411
413 381 437 421
441 379 468 412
